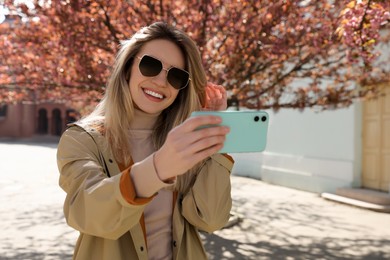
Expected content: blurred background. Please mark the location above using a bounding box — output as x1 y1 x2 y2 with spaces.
0 0 389 259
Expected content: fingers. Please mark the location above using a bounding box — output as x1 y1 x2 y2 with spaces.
220 85 227 100
204 82 228 111
169 116 229 156
163 115 227 154
179 115 223 133
195 143 224 159
154 115 230 179
175 127 227 169
184 121 229 158
210 84 227 108
191 123 230 140
206 83 223 99
189 130 227 153
186 142 224 165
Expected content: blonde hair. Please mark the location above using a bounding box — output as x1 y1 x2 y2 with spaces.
82 22 207 192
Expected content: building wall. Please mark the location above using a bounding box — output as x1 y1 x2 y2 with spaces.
237 29 390 194
0 103 25 137
231 103 362 194
0 102 69 138
20 103 36 136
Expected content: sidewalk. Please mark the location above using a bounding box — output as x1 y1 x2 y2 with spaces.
1 140 389 259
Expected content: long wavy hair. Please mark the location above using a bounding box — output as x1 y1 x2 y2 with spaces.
81 22 207 193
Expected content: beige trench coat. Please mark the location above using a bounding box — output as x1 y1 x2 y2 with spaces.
57 124 234 260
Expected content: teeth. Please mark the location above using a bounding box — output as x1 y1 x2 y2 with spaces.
144 89 163 99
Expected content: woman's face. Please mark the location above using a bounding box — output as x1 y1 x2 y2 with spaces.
129 39 185 114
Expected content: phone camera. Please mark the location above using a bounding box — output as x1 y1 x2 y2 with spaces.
261 116 267 122
254 116 260 122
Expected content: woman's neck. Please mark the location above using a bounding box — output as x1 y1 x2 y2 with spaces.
129 109 161 130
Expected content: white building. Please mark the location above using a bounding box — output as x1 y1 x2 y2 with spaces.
231 83 390 211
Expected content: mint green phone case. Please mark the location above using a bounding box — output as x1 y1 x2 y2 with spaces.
191 110 269 153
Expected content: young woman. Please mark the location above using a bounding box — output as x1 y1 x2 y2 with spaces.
57 22 234 260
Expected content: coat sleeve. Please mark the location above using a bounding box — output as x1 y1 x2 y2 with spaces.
181 154 234 233
56 127 151 240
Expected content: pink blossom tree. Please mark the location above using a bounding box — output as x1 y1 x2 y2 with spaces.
0 0 388 112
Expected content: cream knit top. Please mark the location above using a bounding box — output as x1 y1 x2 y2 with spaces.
129 109 174 260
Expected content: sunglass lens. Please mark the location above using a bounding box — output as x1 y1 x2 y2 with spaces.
139 56 162 77
168 68 189 89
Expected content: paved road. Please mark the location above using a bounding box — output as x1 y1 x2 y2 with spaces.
1 140 389 259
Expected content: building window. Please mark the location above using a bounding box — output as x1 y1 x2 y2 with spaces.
52 108 62 136
0 104 7 118
66 109 78 124
37 108 48 134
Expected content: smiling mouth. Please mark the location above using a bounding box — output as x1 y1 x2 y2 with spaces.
143 88 165 99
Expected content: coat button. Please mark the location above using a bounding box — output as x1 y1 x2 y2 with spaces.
173 240 177 247
109 159 113 163
140 246 144 251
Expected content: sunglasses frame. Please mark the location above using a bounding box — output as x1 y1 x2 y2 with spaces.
136 55 191 90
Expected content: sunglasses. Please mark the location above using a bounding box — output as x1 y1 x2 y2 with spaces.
137 55 191 90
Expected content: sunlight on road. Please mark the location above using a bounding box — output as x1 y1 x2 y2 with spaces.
0 142 78 260
1 141 390 259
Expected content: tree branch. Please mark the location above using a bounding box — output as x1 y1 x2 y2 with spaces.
98 3 120 43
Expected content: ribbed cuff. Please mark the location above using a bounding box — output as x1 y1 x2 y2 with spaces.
130 153 175 198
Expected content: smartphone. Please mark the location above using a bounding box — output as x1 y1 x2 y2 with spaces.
190 110 269 153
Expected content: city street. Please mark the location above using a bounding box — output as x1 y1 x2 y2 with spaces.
1 139 390 259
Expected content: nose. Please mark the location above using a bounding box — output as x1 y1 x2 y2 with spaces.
153 67 169 87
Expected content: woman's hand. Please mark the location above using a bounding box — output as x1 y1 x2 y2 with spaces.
203 82 227 111
154 115 229 181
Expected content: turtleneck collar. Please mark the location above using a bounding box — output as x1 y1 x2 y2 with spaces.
129 109 161 130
